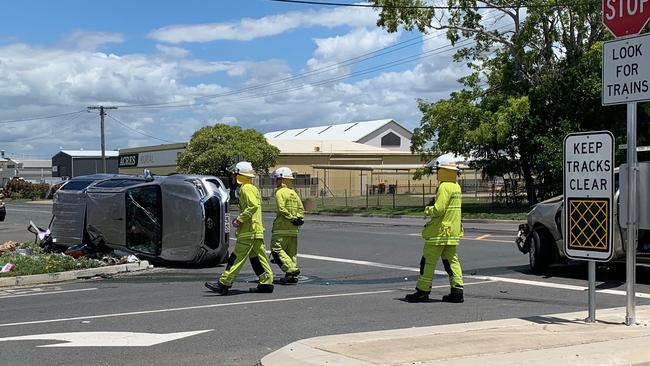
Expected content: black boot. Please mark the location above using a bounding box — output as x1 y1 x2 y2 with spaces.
404 289 430 303
204 281 230 295
249 284 274 293
442 288 464 303
279 270 300 284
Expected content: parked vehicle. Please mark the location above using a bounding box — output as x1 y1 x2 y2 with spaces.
50 173 230 265
516 163 650 273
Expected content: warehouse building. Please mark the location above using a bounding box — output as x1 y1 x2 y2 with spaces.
117 120 483 198
52 150 119 179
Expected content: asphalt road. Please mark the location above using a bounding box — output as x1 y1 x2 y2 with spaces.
1 203 649 365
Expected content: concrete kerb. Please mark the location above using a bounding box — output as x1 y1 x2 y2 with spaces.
0 260 151 287
261 305 650 366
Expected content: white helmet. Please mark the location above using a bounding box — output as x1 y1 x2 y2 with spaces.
231 161 256 177
273 167 294 179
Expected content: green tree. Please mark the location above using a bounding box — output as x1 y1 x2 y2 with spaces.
177 124 280 177
372 0 649 205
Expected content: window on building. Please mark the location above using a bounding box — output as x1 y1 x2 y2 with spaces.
381 132 401 147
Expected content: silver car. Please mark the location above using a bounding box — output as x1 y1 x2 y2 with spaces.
516 163 650 273
51 173 230 265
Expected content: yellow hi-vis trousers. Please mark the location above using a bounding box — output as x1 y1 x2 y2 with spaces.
271 236 298 274
219 238 273 286
416 244 463 292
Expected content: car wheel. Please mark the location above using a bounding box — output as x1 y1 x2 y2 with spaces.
529 229 552 274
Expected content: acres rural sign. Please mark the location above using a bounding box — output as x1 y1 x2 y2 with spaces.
603 0 650 37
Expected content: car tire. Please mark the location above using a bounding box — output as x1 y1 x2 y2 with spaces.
529 229 552 274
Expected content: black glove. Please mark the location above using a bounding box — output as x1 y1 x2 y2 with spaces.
427 196 436 206
291 217 304 226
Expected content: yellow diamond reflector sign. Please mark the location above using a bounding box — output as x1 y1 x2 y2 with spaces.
567 198 609 252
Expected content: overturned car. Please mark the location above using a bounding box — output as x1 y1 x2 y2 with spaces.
516 163 650 273
50 173 230 265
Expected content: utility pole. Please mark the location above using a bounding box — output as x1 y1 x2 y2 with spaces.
87 105 117 173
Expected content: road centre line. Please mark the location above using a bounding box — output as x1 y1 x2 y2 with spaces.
475 234 491 240
0 288 97 300
0 290 394 328
296 253 650 299
406 233 512 243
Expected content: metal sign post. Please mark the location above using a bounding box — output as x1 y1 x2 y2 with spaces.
564 131 615 323
626 102 638 326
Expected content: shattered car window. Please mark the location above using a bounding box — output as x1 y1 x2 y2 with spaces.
126 186 162 255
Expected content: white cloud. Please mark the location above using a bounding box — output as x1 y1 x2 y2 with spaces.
148 6 378 43
0 30 471 157
307 28 400 71
156 44 190 58
61 30 124 50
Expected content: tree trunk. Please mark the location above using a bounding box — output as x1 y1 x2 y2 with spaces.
521 157 537 206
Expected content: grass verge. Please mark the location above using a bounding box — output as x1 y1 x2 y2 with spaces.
314 202 529 221
0 242 103 277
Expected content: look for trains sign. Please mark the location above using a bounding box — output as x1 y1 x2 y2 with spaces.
563 131 615 261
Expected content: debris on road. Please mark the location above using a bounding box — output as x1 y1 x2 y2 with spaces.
0 241 18 253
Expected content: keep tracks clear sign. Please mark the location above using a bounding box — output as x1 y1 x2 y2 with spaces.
563 131 615 261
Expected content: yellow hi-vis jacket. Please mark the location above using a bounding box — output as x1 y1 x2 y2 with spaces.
272 184 305 237
235 183 265 240
421 181 463 245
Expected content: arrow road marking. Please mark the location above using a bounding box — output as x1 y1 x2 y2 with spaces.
0 330 212 347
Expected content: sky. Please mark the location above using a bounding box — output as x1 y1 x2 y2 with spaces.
0 0 474 159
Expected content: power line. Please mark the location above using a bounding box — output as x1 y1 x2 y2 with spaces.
105 113 174 143
269 0 596 9
0 112 86 143
0 110 85 124
122 12 505 110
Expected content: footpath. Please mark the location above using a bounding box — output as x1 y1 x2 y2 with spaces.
262 305 650 366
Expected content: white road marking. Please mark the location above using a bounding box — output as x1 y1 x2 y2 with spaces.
4 208 51 214
0 288 97 300
296 253 650 299
0 330 212 347
407 233 512 244
0 290 394 328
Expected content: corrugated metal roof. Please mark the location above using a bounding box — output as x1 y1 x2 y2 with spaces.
267 139 399 154
264 119 395 141
60 150 119 158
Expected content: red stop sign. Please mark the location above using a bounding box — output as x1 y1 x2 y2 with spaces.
603 0 650 37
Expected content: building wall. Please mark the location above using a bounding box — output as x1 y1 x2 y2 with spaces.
356 122 413 152
72 158 119 177
52 153 72 178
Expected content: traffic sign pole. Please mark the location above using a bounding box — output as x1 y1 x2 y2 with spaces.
587 260 596 323
626 102 638 326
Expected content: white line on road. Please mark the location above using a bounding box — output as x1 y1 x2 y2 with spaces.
0 288 97 300
0 290 395 328
296 253 650 299
406 234 512 244
4 208 51 214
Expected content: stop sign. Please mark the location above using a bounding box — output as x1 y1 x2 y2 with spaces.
603 0 650 37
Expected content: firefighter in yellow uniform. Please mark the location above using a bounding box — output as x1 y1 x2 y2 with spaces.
205 161 274 295
270 167 304 284
405 163 464 303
